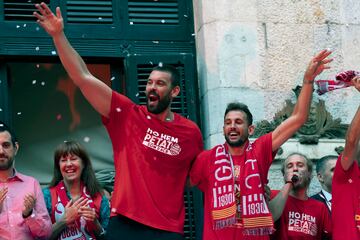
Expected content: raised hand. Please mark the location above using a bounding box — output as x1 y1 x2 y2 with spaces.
22 193 36 217
352 75 360 92
0 187 8 212
62 197 88 225
304 49 333 82
33 3 63 37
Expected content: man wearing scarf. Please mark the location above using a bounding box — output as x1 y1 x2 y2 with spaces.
190 50 333 240
332 76 360 240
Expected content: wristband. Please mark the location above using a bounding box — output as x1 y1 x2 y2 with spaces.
285 181 293 185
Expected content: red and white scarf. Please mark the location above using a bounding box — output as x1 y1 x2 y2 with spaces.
209 142 274 235
53 181 98 240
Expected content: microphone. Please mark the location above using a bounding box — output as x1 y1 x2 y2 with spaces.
291 175 299 183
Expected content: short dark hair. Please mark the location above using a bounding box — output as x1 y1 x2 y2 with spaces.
224 102 253 125
50 141 103 197
281 152 313 175
316 155 338 174
0 121 17 146
152 64 180 88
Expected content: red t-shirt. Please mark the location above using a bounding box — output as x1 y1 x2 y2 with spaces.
332 155 360 240
190 133 274 240
270 191 332 240
102 91 203 233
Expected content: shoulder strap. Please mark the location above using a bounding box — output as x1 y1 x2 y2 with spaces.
49 187 58 223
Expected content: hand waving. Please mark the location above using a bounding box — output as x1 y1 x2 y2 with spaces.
33 3 63 37
304 49 333 83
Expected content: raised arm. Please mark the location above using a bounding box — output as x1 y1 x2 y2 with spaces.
272 50 333 151
340 76 360 171
34 3 112 118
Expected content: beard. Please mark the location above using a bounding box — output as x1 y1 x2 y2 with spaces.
146 90 172 114
0 155 14 171
224 131 248 147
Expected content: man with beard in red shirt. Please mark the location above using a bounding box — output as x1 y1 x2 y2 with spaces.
34 3 203 240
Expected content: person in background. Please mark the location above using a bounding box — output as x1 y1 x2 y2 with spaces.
269 153 332 240
332 76 360 240
310 155 337 213
0 121 52 239
42 141 110 240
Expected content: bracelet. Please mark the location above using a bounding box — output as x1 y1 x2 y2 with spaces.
303 79 314 84
285 181 293 185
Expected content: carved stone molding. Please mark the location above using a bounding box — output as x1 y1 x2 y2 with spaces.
253 86 348 144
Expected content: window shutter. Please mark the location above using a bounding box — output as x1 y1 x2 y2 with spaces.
3 0 49 21
128 0 179 25
66 0 113 24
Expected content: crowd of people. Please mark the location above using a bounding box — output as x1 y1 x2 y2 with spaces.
0 2 359 240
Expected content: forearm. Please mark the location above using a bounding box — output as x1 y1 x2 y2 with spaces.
268 183 292 221
342 106 360 170
292 80 314 123
52 32 91 86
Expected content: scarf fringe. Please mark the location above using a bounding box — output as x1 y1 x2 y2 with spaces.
214 217 236 230
242 227 275 236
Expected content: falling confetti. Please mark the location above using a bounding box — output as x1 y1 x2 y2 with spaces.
83 137 90 143
16 25 20 29
0 108 2 112
111 76 115 81
135 93 139 97
36 64 40 68
130 22 134 25
98 17 103 20
17 112 22 115
56 114 62 120
36 27 40 31
191 33 195 36
23 24 27 27
158 62 163 67
184 15 188 18
51 50 57 55
32 80 37 85
152 41 159 44
116 108 121 112
41 81 45 86
0 124 3 127
35 47 40 51
147 115 151 120
161 19 165 23
149 61 153 65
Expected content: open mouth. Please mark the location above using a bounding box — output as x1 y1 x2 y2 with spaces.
148 92 160 104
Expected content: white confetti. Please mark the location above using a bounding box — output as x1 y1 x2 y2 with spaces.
191 33 195 36
152 41 159 44
17 112 22 115
23 24 27 27
0 108 2 112
35 47 40 51
32 80 37 84
158 62 163 67
0 124 3 127
147 115 151 120
116 108 121 112
83 137 90 143
184 15 188 18
16 25 20 29
161 19 165 23
41 81 45 86
36 64 40 68
149 61 153 65
130 22 134 25
135 93 139 97
111 76 115 81
98 17 102 20
36 27 40 31
51 50 57 55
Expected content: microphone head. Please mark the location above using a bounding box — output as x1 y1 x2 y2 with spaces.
291 175 299 183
